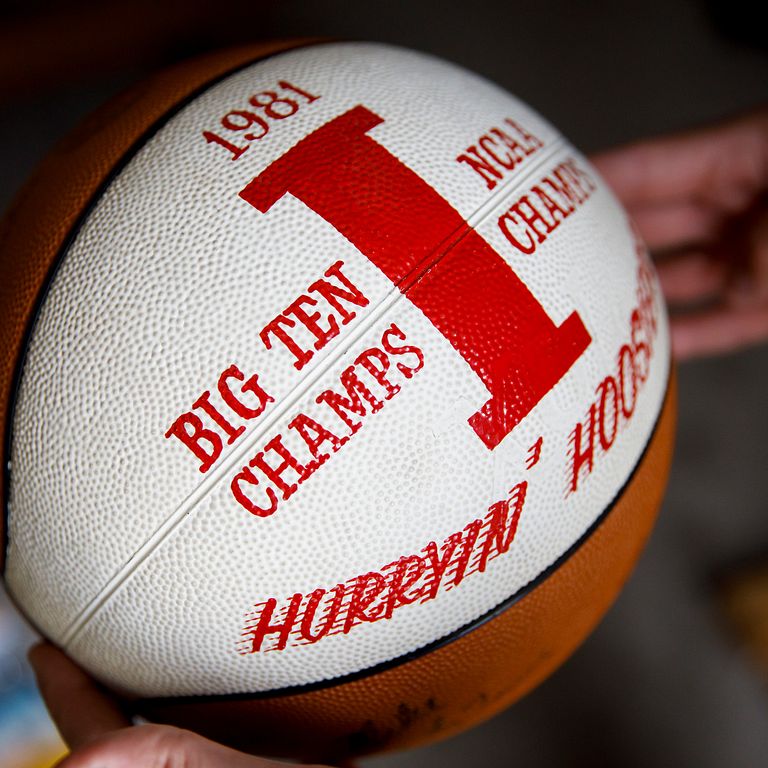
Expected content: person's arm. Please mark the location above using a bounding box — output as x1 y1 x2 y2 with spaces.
591 108 768 359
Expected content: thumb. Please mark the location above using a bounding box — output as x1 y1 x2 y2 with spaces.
29 642 333 768
28 642 131 750
53 722 305 768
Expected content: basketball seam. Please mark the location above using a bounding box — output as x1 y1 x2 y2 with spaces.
55 134 569 647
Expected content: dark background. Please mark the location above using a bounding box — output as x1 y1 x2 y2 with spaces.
1 2 767 766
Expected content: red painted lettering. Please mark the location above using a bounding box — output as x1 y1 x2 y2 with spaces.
316 366 383 434
475 482 527 573
251 435 311 501
288 412 345 469
230 465 278 518
260 313 313 370
165 411 223 473
381 323 424 378
218 365 273 420
497 158 596 256
243 593 302 653
260 261 369 370
308 260 369 323
299 585 345 644
597 377 619 451
455 147 503 190
570 403 596 493
343 571 388 632
238 478 528 653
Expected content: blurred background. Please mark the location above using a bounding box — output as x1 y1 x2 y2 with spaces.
0 1 766 766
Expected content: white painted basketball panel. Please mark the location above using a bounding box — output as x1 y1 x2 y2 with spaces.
5 42 670 695
65 187 669 696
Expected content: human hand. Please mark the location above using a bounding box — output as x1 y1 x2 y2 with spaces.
591 109 768 359
28 642 330 768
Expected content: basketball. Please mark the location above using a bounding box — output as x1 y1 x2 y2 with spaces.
0 41 675 760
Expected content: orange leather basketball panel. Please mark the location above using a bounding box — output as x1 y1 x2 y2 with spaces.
139 370 676 761
0 40 311 569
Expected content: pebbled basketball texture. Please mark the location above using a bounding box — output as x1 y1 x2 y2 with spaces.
1 40 675 760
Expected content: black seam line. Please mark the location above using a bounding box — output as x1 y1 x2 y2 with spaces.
0 39 327 579
137 364 672 708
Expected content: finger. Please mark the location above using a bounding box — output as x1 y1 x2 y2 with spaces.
654 251 728 304
670 304 768 359
747 205 768 304
592 110 768 208
719 204 768 310
629 201 721 251
28 642 131 750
